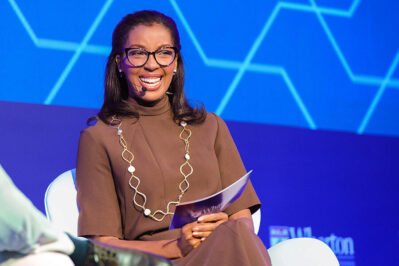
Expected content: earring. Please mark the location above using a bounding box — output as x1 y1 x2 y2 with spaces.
173 69 177 75
118 69 123 78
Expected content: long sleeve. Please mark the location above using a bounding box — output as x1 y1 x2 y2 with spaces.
0 165 74 255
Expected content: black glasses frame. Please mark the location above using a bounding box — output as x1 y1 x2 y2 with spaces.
123 47 178 67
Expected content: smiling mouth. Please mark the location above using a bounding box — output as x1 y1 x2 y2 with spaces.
139 76 162 88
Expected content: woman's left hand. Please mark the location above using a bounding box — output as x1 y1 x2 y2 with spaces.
191 212 228 242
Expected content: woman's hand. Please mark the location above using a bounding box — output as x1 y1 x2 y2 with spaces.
193 212 228 241
177 212 228 257
178 220 202 257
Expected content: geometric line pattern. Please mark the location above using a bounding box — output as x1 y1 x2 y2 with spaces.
44 0 114 104
7 0 399 134
308 0 399 133
357 50 399 133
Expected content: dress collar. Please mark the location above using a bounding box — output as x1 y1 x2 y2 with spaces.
126 95 171 116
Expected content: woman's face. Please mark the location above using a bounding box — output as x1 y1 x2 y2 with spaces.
116 23 177 102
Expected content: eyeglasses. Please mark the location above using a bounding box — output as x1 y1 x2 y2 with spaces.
123 47 178 67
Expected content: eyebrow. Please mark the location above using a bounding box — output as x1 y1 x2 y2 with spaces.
126 44 174 49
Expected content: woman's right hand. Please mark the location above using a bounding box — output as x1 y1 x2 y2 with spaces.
177 221 202 257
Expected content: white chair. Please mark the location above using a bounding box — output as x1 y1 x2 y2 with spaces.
252 208 261 235
44 169 79 236
268 237 339 266
45 169 339 266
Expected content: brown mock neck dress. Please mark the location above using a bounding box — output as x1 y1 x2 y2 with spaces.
76 96 271 265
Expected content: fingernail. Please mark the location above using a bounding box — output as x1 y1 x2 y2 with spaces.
193 227 199 231
198 217 204 222
201 237 205 241
193 231 199 236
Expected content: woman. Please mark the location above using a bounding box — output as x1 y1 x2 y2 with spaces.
76 10 271 265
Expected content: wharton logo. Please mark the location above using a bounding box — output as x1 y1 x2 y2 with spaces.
269 226 355 266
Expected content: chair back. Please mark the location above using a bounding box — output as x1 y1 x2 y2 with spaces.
252 208 261 234
44 169 79 236
268 237 340 266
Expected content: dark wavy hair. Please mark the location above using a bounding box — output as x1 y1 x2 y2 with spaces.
95 10 206 124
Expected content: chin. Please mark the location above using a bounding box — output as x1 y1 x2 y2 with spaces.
134 91 166 103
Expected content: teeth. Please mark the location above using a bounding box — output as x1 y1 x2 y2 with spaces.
140 77 161 84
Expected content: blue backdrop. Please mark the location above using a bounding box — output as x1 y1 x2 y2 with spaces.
1 0 398 265
1 0 399 136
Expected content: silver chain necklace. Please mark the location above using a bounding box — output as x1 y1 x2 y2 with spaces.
110 116 193 222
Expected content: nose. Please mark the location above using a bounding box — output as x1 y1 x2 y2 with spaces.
144 53 159 70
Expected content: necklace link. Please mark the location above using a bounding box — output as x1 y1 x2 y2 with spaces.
111 116 193 222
